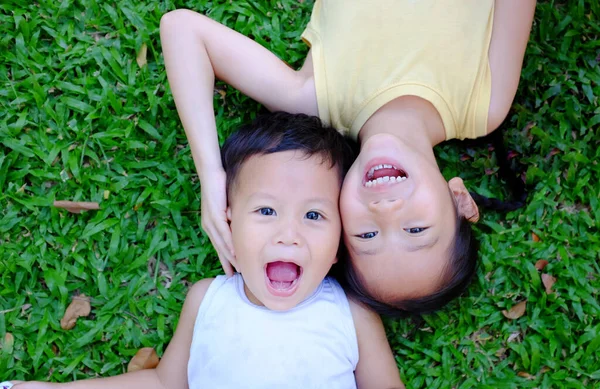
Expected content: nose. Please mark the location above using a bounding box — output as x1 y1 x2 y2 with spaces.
368 198 404 214
274 220 304 247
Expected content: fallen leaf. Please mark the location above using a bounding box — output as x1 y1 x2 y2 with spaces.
502 300 527 320
128 347 160 372
531 232 540 242
54 201 100 214
517 371 535 380
506 150 519 160
535 260 549 271
548 148 561 157
542 274 557 294
21 303 32 315
495 347 507 359
3 333 14 354
103 190 110 200
60 294 91 330
523 122 536 132
136 43 147 68
148 257 173 290
215 88 227 99
507 331 521 343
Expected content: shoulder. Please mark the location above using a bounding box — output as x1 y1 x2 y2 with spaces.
348 298 384 333
183 278 216 314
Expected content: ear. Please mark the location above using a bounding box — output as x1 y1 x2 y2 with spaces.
448 177 479 223
226 207 232 222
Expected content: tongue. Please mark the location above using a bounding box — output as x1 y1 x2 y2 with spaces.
267 262 299 282
372 168 400 179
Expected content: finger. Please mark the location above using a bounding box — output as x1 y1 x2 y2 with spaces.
208 229 235 277
215 221 235 257
218 255 235 277
214 244 235 277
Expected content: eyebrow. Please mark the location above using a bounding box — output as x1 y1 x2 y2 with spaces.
406 236 440 252
355 247 382 257
354 236 440 257
248 193 335 207
305 197 336 207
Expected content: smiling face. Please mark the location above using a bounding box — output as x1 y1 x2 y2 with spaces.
340 133 461 300
227 151 342 311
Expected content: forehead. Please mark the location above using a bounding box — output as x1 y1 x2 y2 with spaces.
346 236 452 299
231 151 341 201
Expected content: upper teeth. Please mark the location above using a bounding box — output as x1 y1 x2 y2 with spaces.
365 175 407 187
367 164 396 178
365 164 407 187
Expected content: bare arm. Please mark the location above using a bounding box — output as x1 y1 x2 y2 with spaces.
160 9 316 176
160 9 316 273
350 301 405 389
13 279 214 389
487 0 537 132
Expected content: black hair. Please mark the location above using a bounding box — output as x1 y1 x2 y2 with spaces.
468 125 528 211
221 112 357 196
339 213 478 318
338 121 527 318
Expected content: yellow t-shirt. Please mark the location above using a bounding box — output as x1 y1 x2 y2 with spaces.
301 0 494 140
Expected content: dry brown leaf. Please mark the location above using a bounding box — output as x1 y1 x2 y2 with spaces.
517 371 535 380
531 232 540 242
507 331 521 343
60 294 91 330
21 303 32 315
535 259 549 271
136 43 147 68
502 300 527 320
215 88 226 99
3 333 14 350
542 274 557 294
128 347 160 372
54 201 100 214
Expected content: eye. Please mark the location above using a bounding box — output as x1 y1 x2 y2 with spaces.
258 207 276 216
305 211 323 221
405 227 427 234
356 231 378 239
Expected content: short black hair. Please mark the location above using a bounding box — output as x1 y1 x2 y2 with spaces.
221 112 357 196
339 214 478 318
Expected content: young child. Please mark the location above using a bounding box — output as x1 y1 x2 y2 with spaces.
159 0 536 316
9 113 404 388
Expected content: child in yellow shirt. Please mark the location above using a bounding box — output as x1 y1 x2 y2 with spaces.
159 0 536 316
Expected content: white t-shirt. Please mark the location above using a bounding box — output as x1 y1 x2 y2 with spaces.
187 274 359 389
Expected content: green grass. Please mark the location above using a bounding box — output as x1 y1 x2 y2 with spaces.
0 0 599 387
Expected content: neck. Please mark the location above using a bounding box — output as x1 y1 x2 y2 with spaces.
359 96 447 149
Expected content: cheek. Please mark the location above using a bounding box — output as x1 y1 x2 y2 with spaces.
339 189 366 230
231 218 265 256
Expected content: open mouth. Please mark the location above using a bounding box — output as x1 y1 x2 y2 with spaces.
364 163 408 188
265 261 303 297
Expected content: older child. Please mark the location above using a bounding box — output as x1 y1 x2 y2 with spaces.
160 0 536 316
9 113 404 389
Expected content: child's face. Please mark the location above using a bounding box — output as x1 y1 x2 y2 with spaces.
339 133 458 300
227 151 342 311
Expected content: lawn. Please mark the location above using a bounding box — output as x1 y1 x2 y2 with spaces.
0 0 599 388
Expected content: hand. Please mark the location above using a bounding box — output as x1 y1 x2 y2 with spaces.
200 168 235 276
